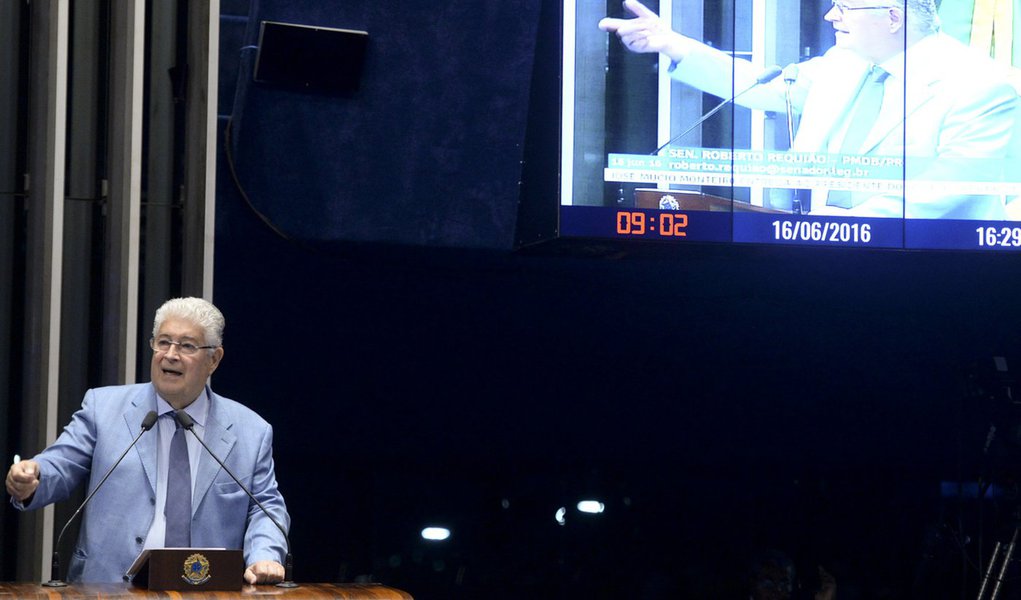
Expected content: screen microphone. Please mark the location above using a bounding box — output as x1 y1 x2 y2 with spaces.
782 63 799 146
172 410 297 588
755 65 785 84
780 63 803 214
44 410 159 587
782 63 799 84
652 65 783 156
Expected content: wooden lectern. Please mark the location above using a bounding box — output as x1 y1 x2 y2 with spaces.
0 582 413 600
634 188 786 213
128 549 244 591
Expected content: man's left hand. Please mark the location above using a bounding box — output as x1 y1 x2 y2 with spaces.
244 560 285 584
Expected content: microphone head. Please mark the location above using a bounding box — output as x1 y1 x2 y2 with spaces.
173 410 196 430
782 63 799 84
755 65 783 85
141 411 159 431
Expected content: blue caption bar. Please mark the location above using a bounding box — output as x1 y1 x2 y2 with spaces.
559 206 1021 252
734 213 903 248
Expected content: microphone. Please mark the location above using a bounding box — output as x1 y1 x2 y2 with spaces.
173 410 297 588
651 65 783 156
781 63 804 214
44 410 159 587
782 63 799 147
782 63 799 84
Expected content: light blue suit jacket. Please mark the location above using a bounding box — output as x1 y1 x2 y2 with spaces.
673 33 1021 219
16 383 290 583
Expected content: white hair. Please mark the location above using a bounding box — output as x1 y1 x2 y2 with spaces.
899 0 940 34
152 297 225 347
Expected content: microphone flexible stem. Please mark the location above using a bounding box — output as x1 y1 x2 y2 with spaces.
652 97 734 156
177 414 295 586
783 81 803 214
652 66 782 156
45 411 158 587
784 83 796 148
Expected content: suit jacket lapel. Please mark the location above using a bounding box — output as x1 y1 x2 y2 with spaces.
794 59 869 152
193 392 237 512
127 386 159 495
861 71 937 154
860 38 945 154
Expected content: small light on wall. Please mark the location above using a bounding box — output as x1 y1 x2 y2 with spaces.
577 500 605 514
421 527 451 541
554 507 567 526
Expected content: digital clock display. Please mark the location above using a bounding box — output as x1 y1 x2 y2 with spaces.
616 211 688 237
976 226 1021 247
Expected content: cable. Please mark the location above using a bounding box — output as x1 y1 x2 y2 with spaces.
222 115 294 243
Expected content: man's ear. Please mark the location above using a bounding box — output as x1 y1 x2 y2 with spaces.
888 6 905 33
208 347 225 374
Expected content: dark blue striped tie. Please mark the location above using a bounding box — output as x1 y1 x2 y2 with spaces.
165 417 191 547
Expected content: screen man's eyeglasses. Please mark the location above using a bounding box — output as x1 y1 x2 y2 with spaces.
830 1 896 15
150 337 217 356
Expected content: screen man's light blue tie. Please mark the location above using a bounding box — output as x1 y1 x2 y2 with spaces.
828 67 889 208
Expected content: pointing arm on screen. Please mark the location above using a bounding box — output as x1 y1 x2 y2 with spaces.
598 0 697 63
599 0 791 112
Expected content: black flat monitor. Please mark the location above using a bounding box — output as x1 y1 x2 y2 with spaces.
554 0 1021 251
254 20 369 95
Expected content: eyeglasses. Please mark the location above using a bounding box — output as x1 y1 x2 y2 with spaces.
830 1 896 15
150 337 217 356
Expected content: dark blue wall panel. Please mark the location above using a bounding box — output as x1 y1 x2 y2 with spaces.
213 2 1021 597
224 1 541 249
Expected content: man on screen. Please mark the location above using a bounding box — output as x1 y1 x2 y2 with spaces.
5 297 289 584
599 0 1021 219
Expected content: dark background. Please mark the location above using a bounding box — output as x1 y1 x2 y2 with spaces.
223 0 1021 597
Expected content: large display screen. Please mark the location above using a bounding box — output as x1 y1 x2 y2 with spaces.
560 0 1021 249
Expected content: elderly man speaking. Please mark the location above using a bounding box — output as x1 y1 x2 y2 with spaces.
6 297 290 584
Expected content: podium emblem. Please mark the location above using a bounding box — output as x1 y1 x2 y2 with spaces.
658 195 680 210
181 553 212 585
